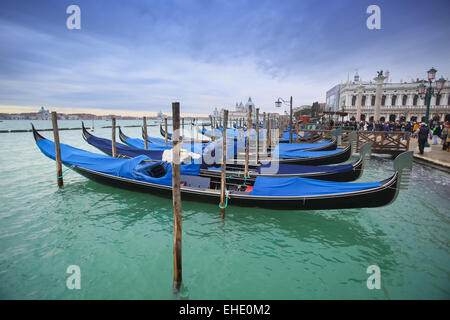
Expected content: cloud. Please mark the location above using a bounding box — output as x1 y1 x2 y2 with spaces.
0 0 449 116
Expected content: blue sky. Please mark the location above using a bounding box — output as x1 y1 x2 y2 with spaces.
1 0 449 115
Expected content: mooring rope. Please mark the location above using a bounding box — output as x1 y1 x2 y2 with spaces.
57 167 73 179
219 190 230 209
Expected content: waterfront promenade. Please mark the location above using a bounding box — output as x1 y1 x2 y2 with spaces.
409 137 450 172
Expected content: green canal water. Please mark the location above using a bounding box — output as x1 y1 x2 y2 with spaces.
0 120 449 299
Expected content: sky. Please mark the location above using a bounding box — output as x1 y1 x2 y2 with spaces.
1 0 449 116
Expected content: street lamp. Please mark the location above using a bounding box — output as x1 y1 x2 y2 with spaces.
417 67 446 147
275 96 293 142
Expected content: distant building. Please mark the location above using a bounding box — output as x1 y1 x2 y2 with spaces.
157 111 167 120
36 106 50 120
212 97 257 122
325 85 341 112
327 71 450 122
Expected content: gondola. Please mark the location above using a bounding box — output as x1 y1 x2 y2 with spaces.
82 124 372 182
199 126 336 151
82 123 166 159
279 130 323 143
119 126 207 155
119 126 171 150
198 127 241 141
159 124 209 144
33 125 413 210
122 125 353 166
203 126 323 144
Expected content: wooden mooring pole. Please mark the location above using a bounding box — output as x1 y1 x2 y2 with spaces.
51 112 63 187
289 96 293 143
220 110 228 216
210 116 215 141
268 113 272 153
256 108 259 163
172 102 182 293
244 106 252 177
112 118 117 158
165 117 168 146
143 116 148 150
263 112 267 154
182 118 185 138
196 118 199 141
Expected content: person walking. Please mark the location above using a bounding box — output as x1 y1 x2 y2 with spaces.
432 124 441 145
441 122 449 151
412 122 420 139
415 122 429 155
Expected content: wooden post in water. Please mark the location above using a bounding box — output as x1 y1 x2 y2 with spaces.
51 112 63 187
263 112 267 154
112 118 117 158
171 102 182 293
196 118 199 141
220 110 228 215
210 116 215 141
268 113 272 151
255 108 259 163
289 96 293 143
244 106 252 177
182 118 185 138
165 118 168 146
143 116 148 150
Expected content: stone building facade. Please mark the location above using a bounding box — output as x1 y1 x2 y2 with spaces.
328 72 450 122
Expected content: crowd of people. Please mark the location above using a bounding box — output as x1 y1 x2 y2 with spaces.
319 119 450 155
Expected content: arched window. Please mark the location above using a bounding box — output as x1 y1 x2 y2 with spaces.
413 95 418 106
371 95 375 106
436 94 441 106
351 96 356 106
402 95 407 105
362 96 366 106
381 95 386 106
391 95 397 106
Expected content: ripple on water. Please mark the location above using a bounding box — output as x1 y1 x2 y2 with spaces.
0 123 449 299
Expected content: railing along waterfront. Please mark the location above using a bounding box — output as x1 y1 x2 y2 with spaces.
290 128 411 156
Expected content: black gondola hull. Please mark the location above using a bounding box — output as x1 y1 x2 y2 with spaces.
203 157 363 183
159 124 209 144
73 166 398 210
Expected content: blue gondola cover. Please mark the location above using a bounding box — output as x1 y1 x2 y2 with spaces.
249 176 381 196
36 138 199 186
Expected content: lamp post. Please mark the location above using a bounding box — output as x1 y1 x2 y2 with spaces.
417 67 446 147
275 96 293 143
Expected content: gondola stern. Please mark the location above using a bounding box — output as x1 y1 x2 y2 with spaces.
119 126 129 143
393 150 413 191
81 121 92 141
359 141 372 169
31 123 46 142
